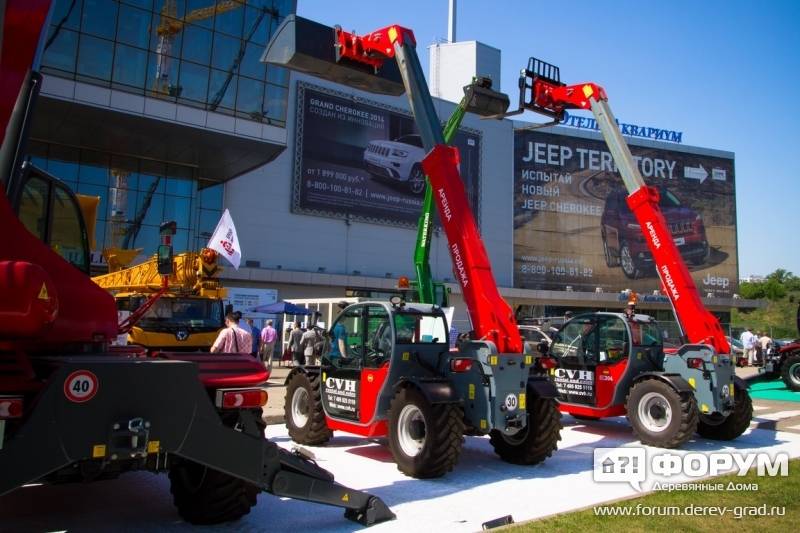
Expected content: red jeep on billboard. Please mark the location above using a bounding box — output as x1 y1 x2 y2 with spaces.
601 186 709 279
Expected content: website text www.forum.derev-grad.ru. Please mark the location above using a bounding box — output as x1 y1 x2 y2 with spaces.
593 504 786 519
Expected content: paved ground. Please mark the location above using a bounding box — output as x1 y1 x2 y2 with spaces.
2 363 799 533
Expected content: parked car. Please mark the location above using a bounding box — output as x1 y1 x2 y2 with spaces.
600 186 709 279
363 134 426 195
518 325 553 349
726 336 746 366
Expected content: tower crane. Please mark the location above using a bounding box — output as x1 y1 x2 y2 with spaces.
152 0 246 98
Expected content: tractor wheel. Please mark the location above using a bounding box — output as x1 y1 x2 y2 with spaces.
285 371 332 445
388 387 465 478
626 379 698 448
169 460 258 525
619 241 643 279
490 396 562 465
780 354 800 392
696 387 753 440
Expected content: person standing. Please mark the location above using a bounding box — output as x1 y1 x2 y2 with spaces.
289 321 305 366
329 301 350 362
740 327 757 366
259 319 278 369
301 325 320 365
211 312 252 355
244 318 261 357
760 332 772 367
753 331 763 365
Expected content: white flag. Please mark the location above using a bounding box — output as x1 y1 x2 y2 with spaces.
207 209 242 270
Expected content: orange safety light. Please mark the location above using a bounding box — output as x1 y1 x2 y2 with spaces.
221 389 268 409
628 292 638 307
203 249 217 264
397 276 410 290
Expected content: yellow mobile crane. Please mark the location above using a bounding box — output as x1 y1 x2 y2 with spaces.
93 247 228 351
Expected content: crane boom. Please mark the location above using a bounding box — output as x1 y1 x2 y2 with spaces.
334 25 522 353
93 248 227 298
501 58 730 355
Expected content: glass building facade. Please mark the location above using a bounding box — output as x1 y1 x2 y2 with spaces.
33 0 295 267
41 0 292 123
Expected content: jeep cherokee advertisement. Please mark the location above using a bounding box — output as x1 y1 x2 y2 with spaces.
293 82 482 228
513 129 738 297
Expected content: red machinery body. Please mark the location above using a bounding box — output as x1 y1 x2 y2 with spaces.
0 0 119 353
336 24 523 355
526 75 730 355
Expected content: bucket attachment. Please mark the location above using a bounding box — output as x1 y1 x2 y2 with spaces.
261 15 405 96
463 76 510 117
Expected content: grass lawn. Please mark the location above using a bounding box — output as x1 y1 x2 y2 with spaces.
505 459 799 533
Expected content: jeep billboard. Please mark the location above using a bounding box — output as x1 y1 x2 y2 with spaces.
513 129 738 297
293 82 482 228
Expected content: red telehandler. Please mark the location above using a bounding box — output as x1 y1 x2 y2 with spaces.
496 57 752 447
0 0 393 526
263 17 562 478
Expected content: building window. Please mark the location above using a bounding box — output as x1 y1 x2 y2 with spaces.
41 28 79 74
44 0 292 124
81 0 119 41
76 34 114 82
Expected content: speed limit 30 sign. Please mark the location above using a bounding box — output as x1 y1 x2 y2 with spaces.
64 371 99 403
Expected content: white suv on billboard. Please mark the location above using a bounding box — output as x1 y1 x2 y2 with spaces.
363 134 426 195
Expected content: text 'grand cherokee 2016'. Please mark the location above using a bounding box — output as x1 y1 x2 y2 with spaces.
364 134 426 195
601 186 709 279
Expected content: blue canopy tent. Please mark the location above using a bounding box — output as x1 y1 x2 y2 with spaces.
245 301 318 367
245 300 315 315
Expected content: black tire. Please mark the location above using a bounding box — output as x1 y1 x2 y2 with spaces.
388 387 465 478
696 387 753 440
285 371 332 445
626 379 698 448
169 461 258 525
619 240 643 279
490 396 562 465
603 239 619 268
408 164 426 195
780 354 800 392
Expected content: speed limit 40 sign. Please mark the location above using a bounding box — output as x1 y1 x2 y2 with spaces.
64 371 99 403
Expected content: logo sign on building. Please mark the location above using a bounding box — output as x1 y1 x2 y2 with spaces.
293 82 482 229
513 129 738 297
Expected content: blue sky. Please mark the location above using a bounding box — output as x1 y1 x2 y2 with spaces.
297 0 800 280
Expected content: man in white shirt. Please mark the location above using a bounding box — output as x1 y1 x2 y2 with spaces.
740 327 757 366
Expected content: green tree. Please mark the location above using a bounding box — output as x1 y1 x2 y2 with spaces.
739 282 764 300
763 279 787 300
766 268 797 284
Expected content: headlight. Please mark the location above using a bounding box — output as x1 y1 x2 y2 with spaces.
391 149 409 157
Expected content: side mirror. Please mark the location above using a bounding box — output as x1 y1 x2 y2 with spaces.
157 244 173 276
537 341 549 355
225 303 233 315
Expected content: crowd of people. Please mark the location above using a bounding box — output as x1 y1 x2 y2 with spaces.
739 326 772 367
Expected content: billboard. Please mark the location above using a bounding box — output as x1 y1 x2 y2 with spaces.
227 288 278 320
292 82 482 228
513 130 739 297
